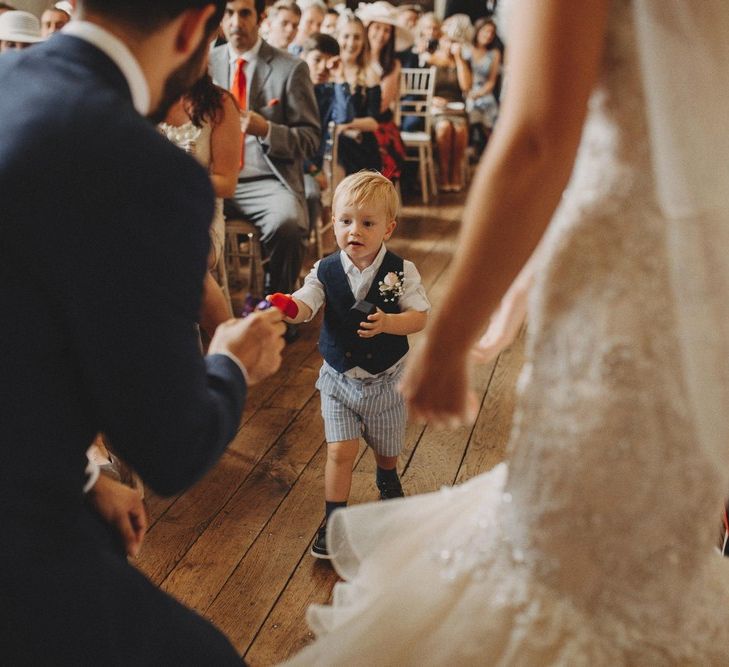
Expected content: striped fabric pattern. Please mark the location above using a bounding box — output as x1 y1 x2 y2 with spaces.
316 364 406 456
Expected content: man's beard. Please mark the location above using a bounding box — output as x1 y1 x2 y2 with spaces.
148 35 210 124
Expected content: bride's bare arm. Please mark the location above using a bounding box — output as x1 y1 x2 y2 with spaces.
401 0 610 422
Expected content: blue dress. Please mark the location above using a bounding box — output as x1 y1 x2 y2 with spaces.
466 49 499 129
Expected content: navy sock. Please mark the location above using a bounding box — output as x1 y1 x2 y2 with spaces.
376 466 399 485
325 500 347 524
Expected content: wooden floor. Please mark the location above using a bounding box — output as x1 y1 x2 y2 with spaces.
135 192 526 666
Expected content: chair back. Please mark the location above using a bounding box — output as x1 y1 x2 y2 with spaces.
396 67 436 135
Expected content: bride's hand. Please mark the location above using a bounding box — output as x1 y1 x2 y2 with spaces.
400 344 479 428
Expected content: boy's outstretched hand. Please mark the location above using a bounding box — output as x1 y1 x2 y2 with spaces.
88 474 147 558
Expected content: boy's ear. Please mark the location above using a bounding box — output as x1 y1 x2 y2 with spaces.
384 218 397 240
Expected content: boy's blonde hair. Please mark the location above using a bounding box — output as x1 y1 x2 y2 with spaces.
332 171 399 222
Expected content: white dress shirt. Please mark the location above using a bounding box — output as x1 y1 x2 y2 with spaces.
293 244 431 378
227 38 273 178
63 21 150 115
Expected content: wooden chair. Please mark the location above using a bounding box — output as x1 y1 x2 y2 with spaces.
313 121 346 259
224 216 266 297
396 67 438 204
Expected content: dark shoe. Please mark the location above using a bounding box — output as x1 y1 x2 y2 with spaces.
377 478 404 500
310 525 330 559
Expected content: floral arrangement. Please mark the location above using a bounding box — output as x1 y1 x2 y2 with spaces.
378 271 404 302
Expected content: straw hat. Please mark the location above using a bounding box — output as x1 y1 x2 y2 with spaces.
0 11 44 44
356 1 413 52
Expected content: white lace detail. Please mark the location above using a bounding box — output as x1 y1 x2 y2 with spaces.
282 2 729 664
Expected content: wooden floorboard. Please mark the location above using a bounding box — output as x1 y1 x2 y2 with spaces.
134 193 527 665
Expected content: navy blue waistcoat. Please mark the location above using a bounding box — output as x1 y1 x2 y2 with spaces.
318 250 409 374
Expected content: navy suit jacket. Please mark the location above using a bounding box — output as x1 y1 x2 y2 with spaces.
0 34 246 663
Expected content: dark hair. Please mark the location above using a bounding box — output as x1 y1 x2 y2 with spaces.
325 8 339 17
368 21 396 77
472 16 504 53
301 31 340 57
185 73 228 127
0 2 16 9
79 0 225 35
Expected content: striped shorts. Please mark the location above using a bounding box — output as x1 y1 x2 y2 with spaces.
316 363 406 457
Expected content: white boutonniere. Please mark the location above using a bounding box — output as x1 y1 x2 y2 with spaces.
378 271 404 302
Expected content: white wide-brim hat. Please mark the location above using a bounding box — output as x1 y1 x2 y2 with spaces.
0 10 44 44
357 1 413 52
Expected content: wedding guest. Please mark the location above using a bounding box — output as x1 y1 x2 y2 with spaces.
0 10 43 51
160 72 242 334
265 0 300 51
210 0 320 297
466 16 501 154
289 0 326 56
300 32 354 232
336 12 382 174
321 7 339 36
281 171 430 558
413 11 440 60
396 4 421 32
424 13 472 191
358 1 411 116
40 5 71 37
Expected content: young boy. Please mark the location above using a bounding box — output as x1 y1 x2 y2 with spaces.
284 171 430 558
265 0 301 51
300 32 354 231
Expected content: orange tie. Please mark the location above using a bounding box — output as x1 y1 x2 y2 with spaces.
232 58 247 168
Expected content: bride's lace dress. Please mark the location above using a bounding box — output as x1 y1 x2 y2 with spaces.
284 2 729 663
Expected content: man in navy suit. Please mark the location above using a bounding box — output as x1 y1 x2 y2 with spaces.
0 0 284 663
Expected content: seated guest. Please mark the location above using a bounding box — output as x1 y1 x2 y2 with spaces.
40 5 71 38
160 73 243 334
321 7 340 36
466 17 501 155
358 1 411 117
336 12 382 175
300 32 354 231
358 2 410 181
412 11 441 63
424 13 472 192
265 0 300 51
289 0 326 56
396 4 421 32
0 10 43 52
211 0 320 296
395 3 421 67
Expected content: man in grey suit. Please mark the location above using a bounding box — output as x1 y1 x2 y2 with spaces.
211 0 320 295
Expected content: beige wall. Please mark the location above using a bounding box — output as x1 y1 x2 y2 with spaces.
10 0 56 17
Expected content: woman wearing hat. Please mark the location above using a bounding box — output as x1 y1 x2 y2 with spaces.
0 10 44 52
358 1 412 116
357 2 410 181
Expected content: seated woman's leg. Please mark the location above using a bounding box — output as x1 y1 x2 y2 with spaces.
435 119 454 189
450 120 469 190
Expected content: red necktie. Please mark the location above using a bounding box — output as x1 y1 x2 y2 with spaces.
232 57 247 110
232 58 247 168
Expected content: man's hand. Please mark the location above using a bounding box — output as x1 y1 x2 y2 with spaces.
88 475 147 558
245 110 270 138
208 309 286 385
314 170 328 191
357 308 389 338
